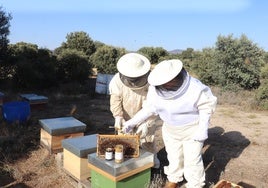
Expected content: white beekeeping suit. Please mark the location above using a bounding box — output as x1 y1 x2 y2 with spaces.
123 59 217 188
109 53 162 168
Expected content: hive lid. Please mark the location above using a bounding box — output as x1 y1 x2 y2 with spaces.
39 117 86 135
62 134 97 158
88 149 154 177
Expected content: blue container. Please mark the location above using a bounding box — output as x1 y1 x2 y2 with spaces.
2 101 31 123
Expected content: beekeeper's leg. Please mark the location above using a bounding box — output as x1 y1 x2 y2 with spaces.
162 123 184 183
183 139 205 188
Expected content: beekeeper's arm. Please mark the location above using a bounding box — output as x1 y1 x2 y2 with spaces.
193 87 217 141
109 74 125 129
123 100 157 134
134 99 158 138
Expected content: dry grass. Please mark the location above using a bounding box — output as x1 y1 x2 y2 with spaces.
211 87 258 111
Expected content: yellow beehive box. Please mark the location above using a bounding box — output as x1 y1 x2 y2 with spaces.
62 134 97 181
39 117 86 154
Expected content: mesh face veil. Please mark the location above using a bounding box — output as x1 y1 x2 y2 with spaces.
119 72 149 89
156 68 186 92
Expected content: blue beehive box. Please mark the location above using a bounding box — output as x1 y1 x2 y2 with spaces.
19 93 48 104
2 101 31 123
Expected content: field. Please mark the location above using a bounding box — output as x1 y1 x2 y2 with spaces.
0 91 267 188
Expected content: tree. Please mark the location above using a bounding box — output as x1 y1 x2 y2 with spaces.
9 42 57 89
138 47 168 64
8 42 39 60
179 48 197 72
181 48 194 60
0 6 12 61
215 34 264 90
191 48 219 85
58 31 96 57
56 49 92 83
94 40 105 50
91 45 126 74
255 62 268 109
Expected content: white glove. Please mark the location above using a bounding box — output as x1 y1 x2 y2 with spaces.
114 116 124 130
193 127 208 141
122 121 136 134
122 108 154 134
193 113 210 141
135 122 148 139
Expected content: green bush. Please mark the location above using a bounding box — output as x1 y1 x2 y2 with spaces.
91 45 126 74
56 49 92 83
215 34 264 90
255 63 268 110
11 45 57 89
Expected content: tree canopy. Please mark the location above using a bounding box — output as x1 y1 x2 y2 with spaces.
138 46 168 64
58 31 96 57
215 34 264 90
0 6 12 58
91 45 126 74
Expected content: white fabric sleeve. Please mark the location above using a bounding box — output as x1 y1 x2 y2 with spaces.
123 107 155 128
197 87 217 114
194 87 217 141
193 112 210 141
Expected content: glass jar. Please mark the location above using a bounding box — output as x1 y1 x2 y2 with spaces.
114 144 124 163
105 148 113 161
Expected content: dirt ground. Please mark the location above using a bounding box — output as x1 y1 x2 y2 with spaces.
0 93 267 188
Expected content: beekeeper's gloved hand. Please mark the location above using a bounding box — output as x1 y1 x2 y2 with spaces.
123 108 154 134
193 127 208 141
193 113 210 141
122 121 136 134
114 116 124 130
135 122 149 139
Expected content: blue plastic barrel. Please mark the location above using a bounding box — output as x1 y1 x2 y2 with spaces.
2 101 31 123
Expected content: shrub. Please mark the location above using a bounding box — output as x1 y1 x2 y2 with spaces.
56 49 92 83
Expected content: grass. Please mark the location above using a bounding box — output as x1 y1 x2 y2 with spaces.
211 87 259 111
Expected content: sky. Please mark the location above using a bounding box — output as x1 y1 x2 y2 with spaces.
1 0 268 52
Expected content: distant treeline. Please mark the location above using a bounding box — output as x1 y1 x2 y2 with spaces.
0 7 268 109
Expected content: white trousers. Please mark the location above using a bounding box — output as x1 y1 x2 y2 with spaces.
162 122 205 188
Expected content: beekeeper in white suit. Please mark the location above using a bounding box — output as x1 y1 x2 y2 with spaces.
122 59 217 188
109 52 161 168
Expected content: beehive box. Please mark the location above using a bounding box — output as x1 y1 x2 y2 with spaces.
62 134 97 181
19 93 48 110
39 117 86 154
90 168 151 188
19 93 48 105
213 179 243 188
97 134 140 158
